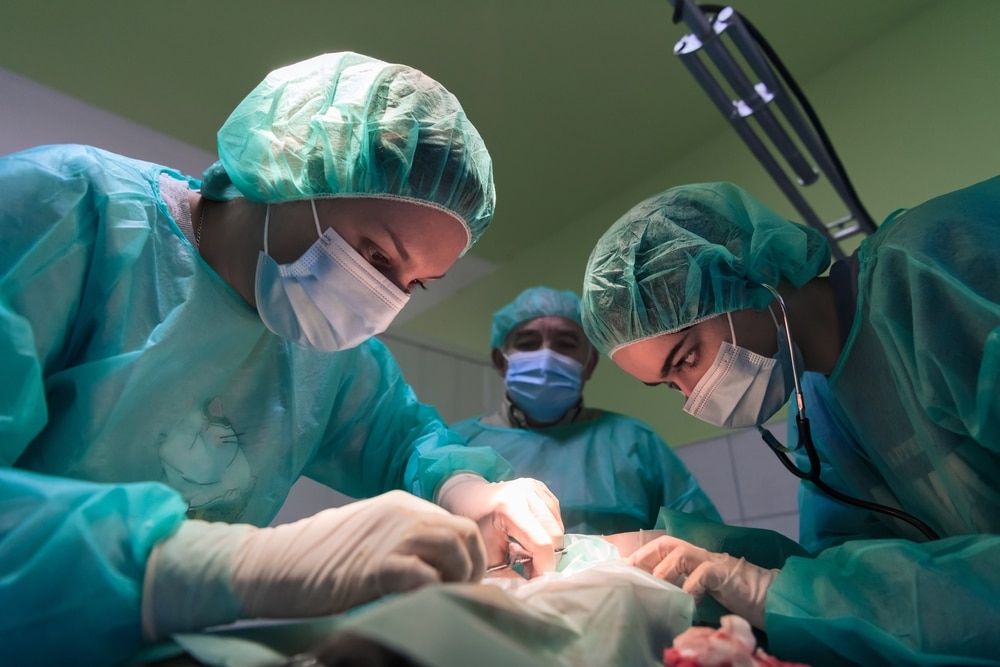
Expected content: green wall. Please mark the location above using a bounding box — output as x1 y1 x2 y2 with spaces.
401 1 1000 446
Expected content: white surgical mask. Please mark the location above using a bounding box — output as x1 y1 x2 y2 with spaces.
682 308 801 428
255 200 409 351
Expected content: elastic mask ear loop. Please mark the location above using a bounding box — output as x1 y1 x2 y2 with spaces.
309 200 323 237
263 205 271 255
726 312 737 346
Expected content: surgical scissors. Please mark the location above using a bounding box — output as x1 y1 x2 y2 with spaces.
486 547 567 574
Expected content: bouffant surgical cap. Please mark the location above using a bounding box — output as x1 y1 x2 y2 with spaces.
490 287 583 350
581 182 831 357
201 52 495 253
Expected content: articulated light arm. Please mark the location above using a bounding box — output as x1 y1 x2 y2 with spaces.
669 0 878 257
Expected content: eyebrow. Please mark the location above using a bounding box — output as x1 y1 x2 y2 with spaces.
384 227 447 281
658 328 692 380
385 227 411 263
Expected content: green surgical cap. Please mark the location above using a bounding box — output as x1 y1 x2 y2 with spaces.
490 286 583 349
581 182 831 357
201 52 495 253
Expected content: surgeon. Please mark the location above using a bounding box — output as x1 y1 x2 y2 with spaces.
451 286 721 535
580 180 1000 666
0 52 564 667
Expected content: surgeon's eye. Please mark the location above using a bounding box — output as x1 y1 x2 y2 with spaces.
678 350 698 369
407 279 427 292
367 246 391 268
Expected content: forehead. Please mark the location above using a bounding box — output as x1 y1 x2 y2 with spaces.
510 316 585 339
326 197 466 238
610 331 686 382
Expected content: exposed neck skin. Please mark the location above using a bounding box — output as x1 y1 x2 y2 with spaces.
777 277 842 376
189 193 267 308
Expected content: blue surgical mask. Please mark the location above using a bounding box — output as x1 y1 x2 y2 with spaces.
504 348 584 424
682 310 801 429
255 200 409 351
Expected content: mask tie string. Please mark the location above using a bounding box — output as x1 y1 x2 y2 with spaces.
263 205 271 255
309 200 323 237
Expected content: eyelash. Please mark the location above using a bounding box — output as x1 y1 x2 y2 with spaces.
368 246 390 267
677 350 697 369
364 244 426 293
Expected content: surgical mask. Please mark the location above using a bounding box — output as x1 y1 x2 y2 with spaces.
504 348 584 424
255 200 409 351
682 309 801 429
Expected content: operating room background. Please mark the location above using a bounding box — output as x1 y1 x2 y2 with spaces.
2 0 997 541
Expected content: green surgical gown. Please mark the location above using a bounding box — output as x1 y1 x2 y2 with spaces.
0 145 512 666
451 411 722 534
767 175 1000 666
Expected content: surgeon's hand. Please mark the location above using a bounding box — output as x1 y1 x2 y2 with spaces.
628 535 778 630
142 490 485 641
435 473 564 577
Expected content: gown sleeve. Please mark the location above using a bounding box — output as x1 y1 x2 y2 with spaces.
640 422 723 523
766 534 1000 666
303 338 515 501
0 145 192 666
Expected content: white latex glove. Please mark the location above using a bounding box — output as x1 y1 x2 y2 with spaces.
436 473 564 576
628 535 778 630
142 490 485 641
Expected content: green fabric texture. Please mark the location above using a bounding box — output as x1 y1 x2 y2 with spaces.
767 175 1000 666
452 412 722 535
581 182 831 356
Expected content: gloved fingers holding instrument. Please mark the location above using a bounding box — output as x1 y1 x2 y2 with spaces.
436 473 565 577
142 490 486 641
628 535 779 631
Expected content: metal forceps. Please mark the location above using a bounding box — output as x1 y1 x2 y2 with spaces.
486 546 567 574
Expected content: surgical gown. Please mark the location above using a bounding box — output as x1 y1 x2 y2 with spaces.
766 175 1000 666
451 410 721 534
0 145 513 666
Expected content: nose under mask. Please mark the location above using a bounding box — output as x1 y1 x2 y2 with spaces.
504 348 584 424
682 308 801 429
254 200 410 352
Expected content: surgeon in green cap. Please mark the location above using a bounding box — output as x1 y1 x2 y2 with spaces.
451 285 721 535
580 179 1000 666
0 52 564 666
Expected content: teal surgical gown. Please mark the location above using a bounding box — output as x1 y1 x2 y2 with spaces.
451 409 722 534
766 175 1000 666
0 145 512 667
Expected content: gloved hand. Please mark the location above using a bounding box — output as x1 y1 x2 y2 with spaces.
142 490 485 641
628 535 779 630
436 473 564 576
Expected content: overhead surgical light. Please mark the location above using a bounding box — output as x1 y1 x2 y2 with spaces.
669 0 878 258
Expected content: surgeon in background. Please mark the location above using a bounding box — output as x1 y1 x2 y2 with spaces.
451 286 721 535
581 180 1000 666
0 52 564 667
